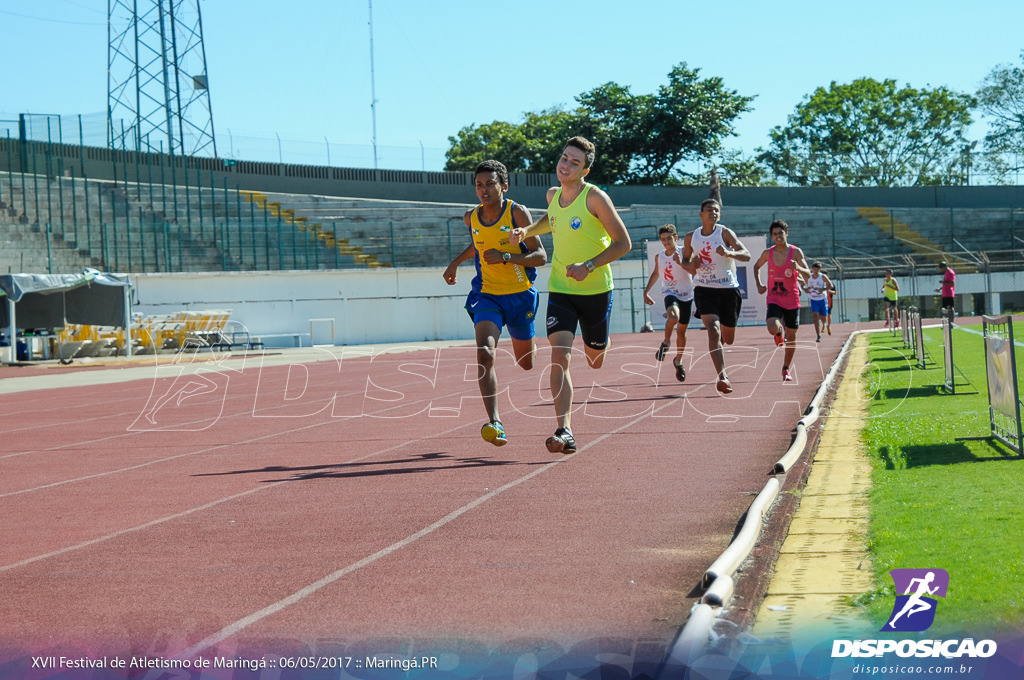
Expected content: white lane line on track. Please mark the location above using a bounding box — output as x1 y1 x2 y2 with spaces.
0 364 476 495
0 485 270 573
0 353 516 564
0 348 399 457
3 345 706 650
174 392 682 659
0 413 328 498
0 414 481 572
0 369 377 470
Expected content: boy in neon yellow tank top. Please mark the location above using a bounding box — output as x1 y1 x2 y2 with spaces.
882 269 900 328
510 137 632 454
444 160 546 447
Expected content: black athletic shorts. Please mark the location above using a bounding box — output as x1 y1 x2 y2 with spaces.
664 294 693 321
693 287 742 328
766 303 800 330
546 290 614 351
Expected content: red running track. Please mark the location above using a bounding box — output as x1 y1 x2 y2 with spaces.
0 325 850 677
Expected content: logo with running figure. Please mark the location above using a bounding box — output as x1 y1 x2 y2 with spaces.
882 568 949 632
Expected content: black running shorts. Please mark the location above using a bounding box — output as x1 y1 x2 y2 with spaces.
546 290 614 351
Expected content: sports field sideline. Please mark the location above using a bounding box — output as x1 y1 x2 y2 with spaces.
0 324 853 677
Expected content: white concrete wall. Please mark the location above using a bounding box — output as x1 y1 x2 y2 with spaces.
131 261 647 347
129 265 1023 347
831 269 1020 321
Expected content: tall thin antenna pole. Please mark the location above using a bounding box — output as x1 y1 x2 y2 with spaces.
368 0 378 170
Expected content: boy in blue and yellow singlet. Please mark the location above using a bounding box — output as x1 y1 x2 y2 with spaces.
443 160 546 447
510 137 632 454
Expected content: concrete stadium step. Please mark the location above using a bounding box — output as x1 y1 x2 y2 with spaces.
858 207 978 272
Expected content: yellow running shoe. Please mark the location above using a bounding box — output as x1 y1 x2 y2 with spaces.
481 420 507 447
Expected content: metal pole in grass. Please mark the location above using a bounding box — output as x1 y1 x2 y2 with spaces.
46 223 52 274
942 307 955 394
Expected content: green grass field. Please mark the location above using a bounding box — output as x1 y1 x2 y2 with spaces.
855 320 1024 635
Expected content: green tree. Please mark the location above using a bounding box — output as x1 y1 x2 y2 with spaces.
628 65 753 185
445 63 754 186
444 108 573 173
977 50 1024 182
759 78 976 187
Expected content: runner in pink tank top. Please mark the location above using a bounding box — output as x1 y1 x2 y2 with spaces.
765 245 801 309
754 220 811 382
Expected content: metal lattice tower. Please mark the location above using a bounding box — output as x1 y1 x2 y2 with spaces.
107 0 217 157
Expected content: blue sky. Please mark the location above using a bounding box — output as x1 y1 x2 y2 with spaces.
1 0 1022 173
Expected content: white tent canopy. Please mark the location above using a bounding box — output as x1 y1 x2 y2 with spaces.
1 271 133 360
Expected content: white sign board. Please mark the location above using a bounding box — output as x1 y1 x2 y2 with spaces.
645 234 767 329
